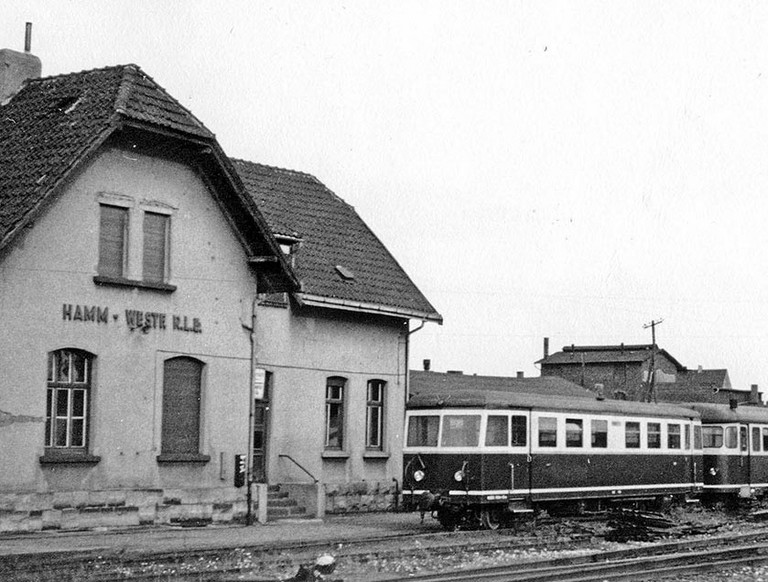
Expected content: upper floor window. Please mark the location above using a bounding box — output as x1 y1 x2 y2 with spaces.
98 205 128 277
325 377 346 450
366 380 385 450
143 212 170 283
46 349 93 450
96 201 175 292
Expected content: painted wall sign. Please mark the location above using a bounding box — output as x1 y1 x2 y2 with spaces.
61 304 202 333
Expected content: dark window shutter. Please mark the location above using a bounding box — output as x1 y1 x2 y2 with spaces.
161 357 203 455
143 212 168 283
98 205 127 277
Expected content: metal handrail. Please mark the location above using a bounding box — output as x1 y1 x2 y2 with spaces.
278 454 319 483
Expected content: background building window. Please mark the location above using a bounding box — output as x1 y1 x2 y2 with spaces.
366 380 385 449
143 212 169 283
46 349 92 450
98 204 128 277
325 377 346 449
161 357 203 455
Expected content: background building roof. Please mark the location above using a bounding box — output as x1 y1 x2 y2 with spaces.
410 369 592 398
539 344 686 371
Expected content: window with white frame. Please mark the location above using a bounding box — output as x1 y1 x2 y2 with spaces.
325 377 346 450
46 349 92 450
366 380 385 450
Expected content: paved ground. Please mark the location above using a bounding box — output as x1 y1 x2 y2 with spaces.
0 513 442 559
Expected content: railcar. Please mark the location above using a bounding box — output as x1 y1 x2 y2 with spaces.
688 402 768 500
403 389 703 529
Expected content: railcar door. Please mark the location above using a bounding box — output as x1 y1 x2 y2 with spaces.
479 411 531 502
737 424 751 495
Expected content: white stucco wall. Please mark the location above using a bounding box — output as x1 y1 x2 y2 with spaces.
0 143 257 494
255 304 407 492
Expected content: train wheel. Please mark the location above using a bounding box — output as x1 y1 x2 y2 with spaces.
480 508 502 530
437 508 458 531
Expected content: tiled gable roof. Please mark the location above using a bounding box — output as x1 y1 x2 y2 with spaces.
679 368 730 389
232 159 442 322
539 344 685 370
409 370 591 398
0 64 212 248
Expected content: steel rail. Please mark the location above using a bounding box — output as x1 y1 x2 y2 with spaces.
381 541 768 582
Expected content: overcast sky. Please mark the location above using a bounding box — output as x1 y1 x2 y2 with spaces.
4 1 768 390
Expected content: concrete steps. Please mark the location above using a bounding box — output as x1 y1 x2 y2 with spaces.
267 485 308 520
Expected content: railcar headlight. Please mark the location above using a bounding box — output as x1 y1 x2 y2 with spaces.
413 470 425 482
709 468 718 476
454 470 465 482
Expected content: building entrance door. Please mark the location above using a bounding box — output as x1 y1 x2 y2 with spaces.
252 372 271 483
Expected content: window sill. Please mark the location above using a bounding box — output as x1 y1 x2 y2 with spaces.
363 451 390 460
94 275 177 293
321 450 350 460
157 453 211 464
40 451 101 465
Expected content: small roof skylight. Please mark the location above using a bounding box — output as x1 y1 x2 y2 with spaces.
335 265 355 281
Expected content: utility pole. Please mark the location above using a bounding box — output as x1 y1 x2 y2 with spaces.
643 319 663 403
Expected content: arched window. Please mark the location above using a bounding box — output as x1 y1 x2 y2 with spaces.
46 349 93 450
161 357 204 456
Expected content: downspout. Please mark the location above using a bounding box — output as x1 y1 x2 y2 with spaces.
245 290 258 526
405 319 426 404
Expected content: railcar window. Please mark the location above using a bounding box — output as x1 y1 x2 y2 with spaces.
694 425 702 449
406 415 439 447
685 425 691 449
625 422 641 449
763 428 768 451
441 415 481 447
511 416 527 446
485 415 509 447
702 426 723 448
668 424 681 449
591 419 608 448
566 419 583 447
740 426 748 452
538 417 557 447
647 423 661 449
725 426 738 449
753 427 761 452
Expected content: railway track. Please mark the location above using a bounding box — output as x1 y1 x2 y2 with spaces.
381 536 768 582
6 521 768 581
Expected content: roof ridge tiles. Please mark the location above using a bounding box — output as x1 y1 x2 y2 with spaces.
28 63 137 84
231 158 321 183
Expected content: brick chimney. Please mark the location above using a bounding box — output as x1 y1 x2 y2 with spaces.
1 23 41 104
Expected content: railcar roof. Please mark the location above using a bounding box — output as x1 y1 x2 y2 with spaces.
685 402 768 423
407 389 700 419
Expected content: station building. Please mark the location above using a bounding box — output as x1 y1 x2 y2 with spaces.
0 46 441 531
